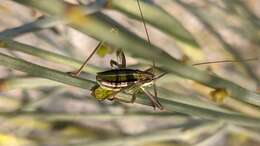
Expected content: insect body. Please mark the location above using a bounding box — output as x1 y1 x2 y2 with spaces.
69 40 164 109
96 69 153 91
90 49 164 109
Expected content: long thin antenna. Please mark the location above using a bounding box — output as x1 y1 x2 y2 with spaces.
192 57 258 66
71 41 104 76
137 0 152 47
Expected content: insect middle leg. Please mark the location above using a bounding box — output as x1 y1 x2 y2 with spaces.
113 91 160 109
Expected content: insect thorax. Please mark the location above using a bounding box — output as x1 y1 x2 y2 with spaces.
96 69 153 90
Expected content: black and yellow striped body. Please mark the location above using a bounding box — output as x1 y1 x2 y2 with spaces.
96 69 153 91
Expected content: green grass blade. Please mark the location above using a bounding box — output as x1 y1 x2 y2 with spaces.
0 17 60 38
109 0 199 48
109 0 205 61
0 2 106 38
0 52 95 88
0 76 62 91
0 39 101 74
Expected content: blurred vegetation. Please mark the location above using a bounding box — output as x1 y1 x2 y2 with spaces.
0 0 259 146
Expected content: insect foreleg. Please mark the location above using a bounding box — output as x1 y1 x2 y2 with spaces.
110 59 121 69
109 49 127 69
116 49 126 68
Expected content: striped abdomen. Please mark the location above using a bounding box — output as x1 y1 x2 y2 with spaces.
96 69 153 91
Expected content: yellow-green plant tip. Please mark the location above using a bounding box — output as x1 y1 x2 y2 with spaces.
96 44 115 57
0 40 6 48
210 88 229 104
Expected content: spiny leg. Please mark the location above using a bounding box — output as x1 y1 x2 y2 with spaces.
141 87 163 110
149 98 157 110
143 60 159 102
152 59 161 108
143 60 163 109
118 82 161 109
69 41 104 76
141 88 157 110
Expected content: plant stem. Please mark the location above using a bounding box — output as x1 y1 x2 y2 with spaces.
0 39 101 74
0 52 95 89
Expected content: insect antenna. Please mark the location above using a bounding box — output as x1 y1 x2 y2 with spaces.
137 0 152 47
192 57 258 66
70 41 104 76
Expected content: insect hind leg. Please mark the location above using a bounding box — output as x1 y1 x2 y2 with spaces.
141 87 163 110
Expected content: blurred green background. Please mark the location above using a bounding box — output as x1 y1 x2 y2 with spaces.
0 0 260 146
